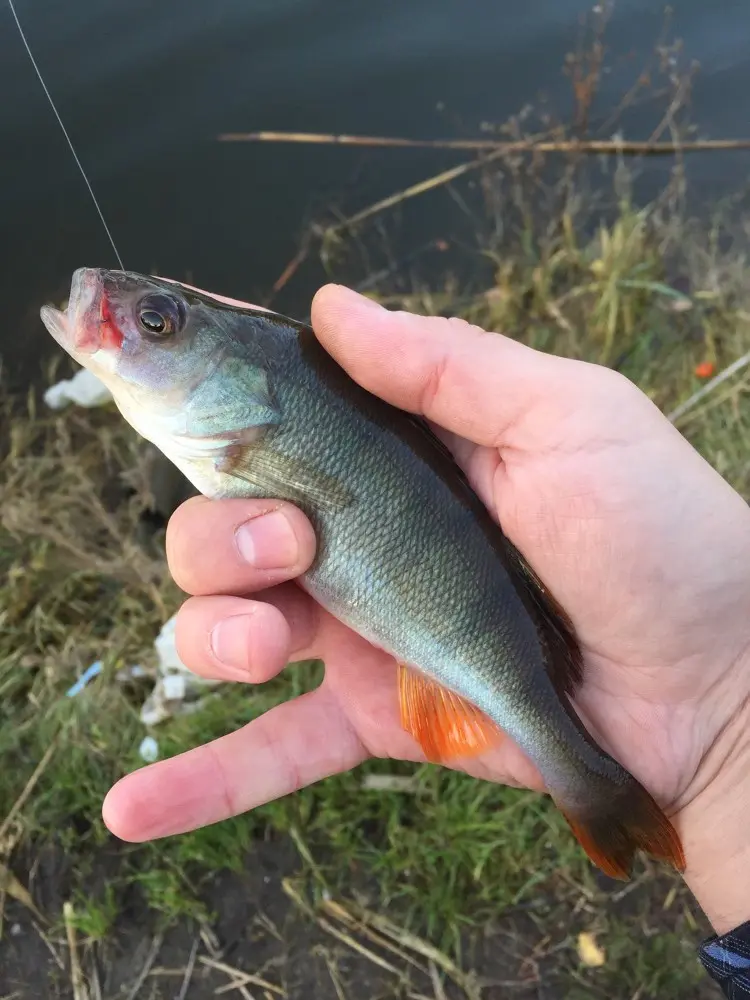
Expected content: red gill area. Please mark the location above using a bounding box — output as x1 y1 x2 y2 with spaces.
99 293 123 351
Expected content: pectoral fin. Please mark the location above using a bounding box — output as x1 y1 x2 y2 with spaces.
398 663 504 762
501 538 583 699
220 446 354 513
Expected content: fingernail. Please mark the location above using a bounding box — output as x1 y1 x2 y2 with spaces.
210 615 253 674
235 510 299 570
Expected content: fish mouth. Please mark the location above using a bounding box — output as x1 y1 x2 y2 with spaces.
40 267 107 357
39 303 71 350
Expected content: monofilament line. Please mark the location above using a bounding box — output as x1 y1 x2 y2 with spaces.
8 0 125 269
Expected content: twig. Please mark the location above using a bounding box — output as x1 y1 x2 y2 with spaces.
267 236 312 302
124 933 163 1000
320 900 429 976
285 885 480 999
280 877 315 919
0 738 58 843
668 348 750 424
214 974 284 997
199 920 223 958
218 130 750 156
288 824 328 889
326 149 507 235
63 901 89 1000
312 947 348 1000
647 72 693 146
0 862 45 923
199 956 285 996
346 904 476 992
610 870 651 902
176 937 200 1000
197 923 258 1000
361 774 420 793
88 955 102 1000
32 919 65 970
318 917 405 978
219 130 507 149
429 960 449 1000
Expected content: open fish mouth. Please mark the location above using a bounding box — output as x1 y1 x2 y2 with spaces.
40 267 108 357
39 302 70 349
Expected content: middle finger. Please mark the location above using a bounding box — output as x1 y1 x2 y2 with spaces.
175 583 319 683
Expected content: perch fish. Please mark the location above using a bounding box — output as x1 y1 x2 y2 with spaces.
41 267 685 879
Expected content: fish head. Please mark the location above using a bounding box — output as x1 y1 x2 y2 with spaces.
40 267 284 495
40 267 223 406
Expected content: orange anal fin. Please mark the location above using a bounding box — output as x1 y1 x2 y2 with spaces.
398 663 504 763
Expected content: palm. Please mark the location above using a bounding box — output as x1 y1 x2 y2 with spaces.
298 376 750 814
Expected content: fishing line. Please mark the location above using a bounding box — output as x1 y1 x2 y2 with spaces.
7 0 125 269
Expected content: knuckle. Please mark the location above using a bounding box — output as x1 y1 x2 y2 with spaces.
419 349 451 414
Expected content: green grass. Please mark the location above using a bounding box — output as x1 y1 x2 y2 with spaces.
65 884 119 942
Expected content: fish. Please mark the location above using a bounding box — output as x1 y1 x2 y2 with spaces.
40 267 685 879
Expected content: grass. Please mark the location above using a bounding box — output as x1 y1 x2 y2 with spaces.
2 12 748 999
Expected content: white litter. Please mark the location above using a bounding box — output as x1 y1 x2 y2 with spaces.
139 736 160 762
44 368 113 409
115 664 150 682
139 613 222 727
162 672 186 701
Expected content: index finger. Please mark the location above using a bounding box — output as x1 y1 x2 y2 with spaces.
102 687 367 841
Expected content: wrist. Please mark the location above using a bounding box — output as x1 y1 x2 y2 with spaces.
678 695 750 934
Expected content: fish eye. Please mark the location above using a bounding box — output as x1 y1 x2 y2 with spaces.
136 292 186 339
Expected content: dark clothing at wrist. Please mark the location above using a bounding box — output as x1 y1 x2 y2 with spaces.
700 920 750 996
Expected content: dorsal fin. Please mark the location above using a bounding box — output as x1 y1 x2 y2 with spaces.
501 539 583 699
402 415 584 700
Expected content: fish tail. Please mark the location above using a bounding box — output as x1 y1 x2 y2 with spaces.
557 778 685 880
502 538 685 878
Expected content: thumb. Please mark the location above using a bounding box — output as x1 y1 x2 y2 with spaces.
310 284 596 448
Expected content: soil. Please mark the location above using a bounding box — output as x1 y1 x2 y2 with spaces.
0 835 720 1000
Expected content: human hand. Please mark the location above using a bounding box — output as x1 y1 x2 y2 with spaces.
103 284 750 931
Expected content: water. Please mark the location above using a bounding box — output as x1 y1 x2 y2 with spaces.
2 0 750 385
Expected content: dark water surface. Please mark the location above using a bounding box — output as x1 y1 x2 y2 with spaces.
2 0 750 384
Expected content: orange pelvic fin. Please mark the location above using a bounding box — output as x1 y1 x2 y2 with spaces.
398 663 504 763
561 784 686 880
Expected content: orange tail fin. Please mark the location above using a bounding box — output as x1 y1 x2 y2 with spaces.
561 781 685 880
